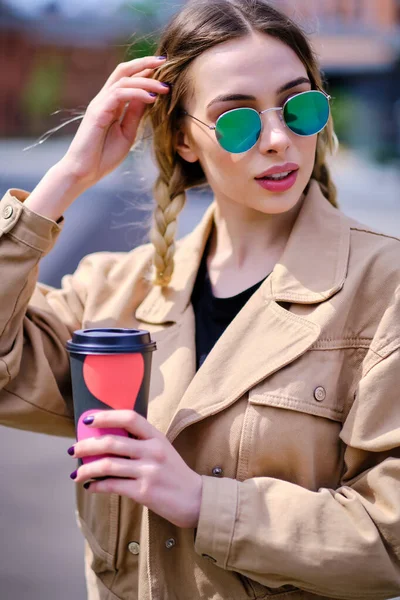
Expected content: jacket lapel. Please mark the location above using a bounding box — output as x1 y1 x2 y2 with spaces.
165 278 321 443
135 180 351 442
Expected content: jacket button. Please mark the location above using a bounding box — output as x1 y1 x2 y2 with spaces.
314 386 326 402
128 541 140 555
202 553 217 563
212 466 223 477
165 538 176 549
3 205 13 219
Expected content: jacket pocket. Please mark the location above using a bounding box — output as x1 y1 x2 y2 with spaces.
76 489 120 574
248 348 351 423
237 351 351 487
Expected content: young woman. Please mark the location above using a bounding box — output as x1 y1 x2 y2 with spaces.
1 1 400 598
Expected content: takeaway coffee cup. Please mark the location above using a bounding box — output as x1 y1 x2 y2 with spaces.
66 328 156 467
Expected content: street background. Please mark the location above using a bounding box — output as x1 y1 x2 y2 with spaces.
1 1 400 599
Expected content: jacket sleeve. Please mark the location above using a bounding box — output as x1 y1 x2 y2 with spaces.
194 344 400 598
0 188 92 437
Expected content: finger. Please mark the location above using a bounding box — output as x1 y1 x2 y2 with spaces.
111 76 170 94
131 68 158 79
72 434 149 460
111 77 169 127
84 477 141 497
102 56 167 90
83 410 161 440
76 456 141 482
119 100 147 143
90 88 158 130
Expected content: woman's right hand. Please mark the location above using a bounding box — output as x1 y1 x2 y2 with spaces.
60 55 169 189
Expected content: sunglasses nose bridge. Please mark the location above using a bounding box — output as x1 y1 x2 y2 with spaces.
259 106 284 126
259 107 282 116
258 106 286 135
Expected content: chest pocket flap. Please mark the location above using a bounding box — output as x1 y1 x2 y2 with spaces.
248 348 356 423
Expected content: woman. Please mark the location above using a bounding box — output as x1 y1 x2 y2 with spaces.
1 1 400 598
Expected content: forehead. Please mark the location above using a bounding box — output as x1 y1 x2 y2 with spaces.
187 32 308 106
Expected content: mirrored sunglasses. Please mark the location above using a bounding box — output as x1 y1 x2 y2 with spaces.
183 89 331 154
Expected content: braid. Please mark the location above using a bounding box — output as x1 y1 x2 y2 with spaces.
149 161 187 286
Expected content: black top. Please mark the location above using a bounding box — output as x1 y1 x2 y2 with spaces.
191 241 269 369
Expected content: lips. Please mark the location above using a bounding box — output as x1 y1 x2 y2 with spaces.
255 162 299 179
255 169 299 192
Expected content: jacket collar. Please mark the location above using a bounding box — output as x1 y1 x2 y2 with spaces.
135 179 350 325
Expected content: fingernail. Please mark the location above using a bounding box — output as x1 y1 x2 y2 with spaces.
67 446 75 456
70 470 78 480
148 92 158 97
157 55 167 60
83 482 91 490
83 416 94 425
161 83 170 88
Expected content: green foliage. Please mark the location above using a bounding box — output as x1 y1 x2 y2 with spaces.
120 1 158 19
21 54 65 118
329 88 354 146
125 34 160 60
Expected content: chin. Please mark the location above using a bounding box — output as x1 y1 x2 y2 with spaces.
253 189 304 215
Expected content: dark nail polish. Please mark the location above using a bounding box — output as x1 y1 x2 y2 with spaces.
83 482 91 490
83 416 94 425
157 55 167 60
148 92 158 97
70 470 78 480
67 446 75 456
161 83 170 88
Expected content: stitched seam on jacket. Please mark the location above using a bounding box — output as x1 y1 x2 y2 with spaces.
371 339 400 360
310 338 372 350
6 230 50 253
226 479 239 570
236 402 255 482
350 227 400 243
3 386 74 421
270 300 319 331
250 393 343 418
363 344 400 378
108 494 119 570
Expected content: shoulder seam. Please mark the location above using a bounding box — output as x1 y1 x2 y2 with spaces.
363 344 400 378
350 227 400 243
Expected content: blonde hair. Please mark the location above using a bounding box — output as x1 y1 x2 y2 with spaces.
140 0 338 286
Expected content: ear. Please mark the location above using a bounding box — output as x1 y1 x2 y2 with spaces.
175 128 199 164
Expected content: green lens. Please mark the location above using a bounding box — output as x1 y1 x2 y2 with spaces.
215 108 261 153
283 91 329 136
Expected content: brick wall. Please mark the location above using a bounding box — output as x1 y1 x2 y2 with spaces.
0 29 125 137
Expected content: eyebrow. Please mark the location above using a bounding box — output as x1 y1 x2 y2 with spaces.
206 77 311 109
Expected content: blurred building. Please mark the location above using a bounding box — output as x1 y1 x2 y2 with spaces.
1 0 400 159
0 0 170 137
282 0 400 160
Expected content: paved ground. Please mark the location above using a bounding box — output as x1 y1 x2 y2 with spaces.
0 137 399 600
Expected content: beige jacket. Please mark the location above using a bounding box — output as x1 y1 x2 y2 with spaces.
1 179 400 600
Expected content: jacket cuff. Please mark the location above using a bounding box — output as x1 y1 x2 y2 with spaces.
194 475 238 568
0 188 64 254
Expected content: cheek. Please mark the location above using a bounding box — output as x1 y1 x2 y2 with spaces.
299 136 318 172
194 133 251 188
203 150 250 194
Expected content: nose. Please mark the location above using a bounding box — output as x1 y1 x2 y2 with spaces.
257 108 291 155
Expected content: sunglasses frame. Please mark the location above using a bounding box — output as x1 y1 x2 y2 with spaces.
183 89 331 153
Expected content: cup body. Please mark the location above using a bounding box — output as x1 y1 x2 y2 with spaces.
66 328 156 468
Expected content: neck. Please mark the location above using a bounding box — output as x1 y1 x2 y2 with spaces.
206 194 304 296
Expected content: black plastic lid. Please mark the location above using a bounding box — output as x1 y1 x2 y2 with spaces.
66 328 156 355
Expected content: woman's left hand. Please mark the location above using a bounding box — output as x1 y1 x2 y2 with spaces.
69 410 203 529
